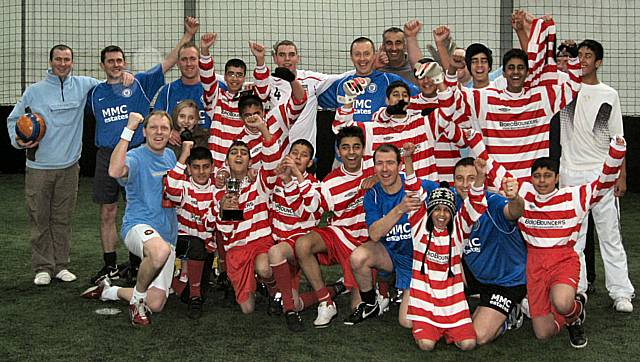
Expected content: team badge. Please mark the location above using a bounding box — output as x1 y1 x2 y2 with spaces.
367 81 377 94
144 229 154 235
122 88 133 98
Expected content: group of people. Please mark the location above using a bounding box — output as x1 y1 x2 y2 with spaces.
6 10 634 352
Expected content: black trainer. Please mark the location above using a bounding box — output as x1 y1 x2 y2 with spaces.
188 296 203 319
344 301 380 325
90 265 120 284
567 319 587 348
285 311 305 332
268 293 283 316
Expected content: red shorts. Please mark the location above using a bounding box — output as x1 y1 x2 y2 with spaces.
412 321 476 344
526 246 580 321
226 237 274 304
312 226 359 290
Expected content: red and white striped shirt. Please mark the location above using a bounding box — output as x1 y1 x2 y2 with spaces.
312 163 375 251
206 136 280 251
450 18 582 184
269 173 322 242
408 93 462 182
164 163 215 243
199 55 270 171
332 89 459 182
405 174 487 329
517 140 625 249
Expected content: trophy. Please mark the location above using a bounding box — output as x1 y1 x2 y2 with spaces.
221 178 244 221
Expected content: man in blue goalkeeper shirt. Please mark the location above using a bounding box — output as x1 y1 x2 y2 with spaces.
318 37 419 122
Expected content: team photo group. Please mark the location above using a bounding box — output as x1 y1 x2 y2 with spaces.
6 8 634 352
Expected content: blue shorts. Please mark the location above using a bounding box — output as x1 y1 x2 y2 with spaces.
379 243 412 290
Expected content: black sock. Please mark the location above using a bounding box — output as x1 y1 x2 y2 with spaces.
360 289 376 305
104 252 117 267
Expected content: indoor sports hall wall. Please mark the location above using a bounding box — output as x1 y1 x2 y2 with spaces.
1 0 638 114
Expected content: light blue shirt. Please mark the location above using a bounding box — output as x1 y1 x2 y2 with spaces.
121 145 178 245
7 70 99 169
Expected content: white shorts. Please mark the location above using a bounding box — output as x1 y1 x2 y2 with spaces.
124 224 176 296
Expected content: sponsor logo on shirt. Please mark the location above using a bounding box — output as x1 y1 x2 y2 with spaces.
426 250 448 264
353 99 372 115
273 203 296 217
384 223 412 242
221 109 240 120
523 218 566 227
101 105 129 123
498 119 539 130
464 237 481 254
345 196 364 211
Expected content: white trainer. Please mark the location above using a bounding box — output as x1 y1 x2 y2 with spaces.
34 272 51 286
313 301 337 328
521 297 531 318
376 293 390 315
614 297 633 313
55 269 77 282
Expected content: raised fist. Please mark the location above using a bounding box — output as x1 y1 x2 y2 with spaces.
404 20 423 37
126 112 144 130
200 33 217 50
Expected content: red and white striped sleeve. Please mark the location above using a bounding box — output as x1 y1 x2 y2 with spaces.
453 184 487 248
253 65 271 102
199 55 220 118
165 162 187 204
285 87 308 126
332 106 357 134
580 139 626 211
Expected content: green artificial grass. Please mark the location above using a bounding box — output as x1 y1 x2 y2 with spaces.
0 174 637 361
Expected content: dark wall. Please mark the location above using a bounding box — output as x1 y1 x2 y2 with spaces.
1 105 639 193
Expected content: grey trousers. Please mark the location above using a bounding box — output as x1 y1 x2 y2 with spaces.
25 163 79 275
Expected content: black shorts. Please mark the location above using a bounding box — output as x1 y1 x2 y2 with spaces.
92 148 124 204
175 235 208 261
463 259 527 316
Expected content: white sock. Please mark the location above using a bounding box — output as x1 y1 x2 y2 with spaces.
100 285 121 302
130 286 147 305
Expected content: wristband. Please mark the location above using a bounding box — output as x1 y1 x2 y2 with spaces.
120 127 135 142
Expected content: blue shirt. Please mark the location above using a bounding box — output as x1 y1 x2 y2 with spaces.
318 70 419 122
121 145 178 245
459 192 527 287
364 176 439 257
7 70 99 169
88 64 165 148
153 78 212 129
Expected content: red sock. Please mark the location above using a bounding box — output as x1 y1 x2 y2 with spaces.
215 232 227 272
272 261 295 312
563 300 582 325
188 259 204 298
298 286 338 311
172 276 187 296
315 287 333 305
378 280 390 298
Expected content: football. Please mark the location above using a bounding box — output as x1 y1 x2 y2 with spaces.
15 113 46 143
